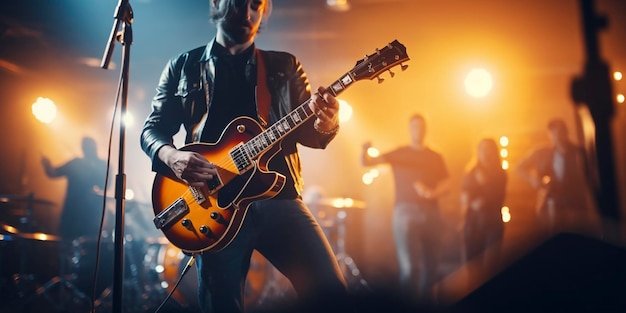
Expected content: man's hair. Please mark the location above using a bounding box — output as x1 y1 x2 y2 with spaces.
409 113 425 124
547 118 567 132
82 136 98 158
210 0 273 23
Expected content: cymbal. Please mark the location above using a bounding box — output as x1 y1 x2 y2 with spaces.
14 232 61 241
0 223 60 241
0 194 56 206
310 197 367 209
1 222 19 234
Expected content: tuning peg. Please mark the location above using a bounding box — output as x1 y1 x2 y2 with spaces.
388 69 395 78
377 76 384 84
401 63 409 71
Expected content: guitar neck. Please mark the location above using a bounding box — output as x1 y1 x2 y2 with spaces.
242 72 354 160
230 39 409 171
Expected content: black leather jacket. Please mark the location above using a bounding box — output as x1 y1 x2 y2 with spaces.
140 40 337 196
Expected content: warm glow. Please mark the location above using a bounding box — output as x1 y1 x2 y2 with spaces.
367 147 380 158
125 188 135 200
499 136 509 147
0 222 18 234
338 99 353 123
368 168 379 178
614 71 623 81
30 233 56 241
617 94 624 104
464 68 493 98
331 197 355 208
362 172 374 185
110 107 136 128
362 169 379 185
500 148 508 158
79 57 115 69
501 206 511 223
32 97 57 124
123 111 135 128
328 197 365 209
327 0 350 11
501 160 509 170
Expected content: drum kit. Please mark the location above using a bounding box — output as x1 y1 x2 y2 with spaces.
309 196 370 293
0 194 291 313
0 193 63 310
0 192 369 312
0 193 157 312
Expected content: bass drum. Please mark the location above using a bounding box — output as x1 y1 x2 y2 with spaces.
144 241 270 311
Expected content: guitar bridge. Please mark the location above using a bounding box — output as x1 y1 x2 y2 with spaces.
153 198 189 230
190 186 207 203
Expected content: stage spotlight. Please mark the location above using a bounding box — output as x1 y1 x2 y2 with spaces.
32 97 57 124
338 99 353 123
501 206 511 223
464 68 493 98
326 0 349 12
367 147 380 158
499 136 509 147
123 110 135 128
362 172 374 185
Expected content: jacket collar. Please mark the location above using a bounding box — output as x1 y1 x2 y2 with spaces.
199 38 258 66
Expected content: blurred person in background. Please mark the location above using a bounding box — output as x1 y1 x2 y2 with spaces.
42 136 107 241
516 118 599 237
460 138 507 283
41 135 110 299
361 113 451 305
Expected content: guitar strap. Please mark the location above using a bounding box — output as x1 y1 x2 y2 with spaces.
193 50 270 142
255 50 271 128
193 59 215 143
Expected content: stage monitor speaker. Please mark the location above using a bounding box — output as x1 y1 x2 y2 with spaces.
450 232 626 313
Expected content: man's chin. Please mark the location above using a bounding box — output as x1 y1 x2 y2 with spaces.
227 31 254 44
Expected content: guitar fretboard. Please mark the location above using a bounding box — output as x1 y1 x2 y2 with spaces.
228 73 354 173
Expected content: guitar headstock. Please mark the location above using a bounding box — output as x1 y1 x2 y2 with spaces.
352 40 409 83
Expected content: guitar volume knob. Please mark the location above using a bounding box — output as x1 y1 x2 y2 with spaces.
181 218 191 228
210 212 228 225
199 225 210 235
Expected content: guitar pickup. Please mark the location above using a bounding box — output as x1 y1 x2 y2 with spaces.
153 198 189 230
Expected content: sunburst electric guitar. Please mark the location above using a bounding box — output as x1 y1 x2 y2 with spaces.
152 40 410 253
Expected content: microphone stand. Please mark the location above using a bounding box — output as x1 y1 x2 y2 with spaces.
100 0 133 312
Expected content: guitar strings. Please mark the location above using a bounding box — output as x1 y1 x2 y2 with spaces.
199 101 314 174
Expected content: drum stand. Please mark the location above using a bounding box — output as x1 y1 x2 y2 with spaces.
5 196 88 311
334 209 369 292
26 242 91 312
31 274 89 311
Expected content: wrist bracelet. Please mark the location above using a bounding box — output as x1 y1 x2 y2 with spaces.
314 122 340 135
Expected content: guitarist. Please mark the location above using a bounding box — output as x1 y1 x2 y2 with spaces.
140 1 349 312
